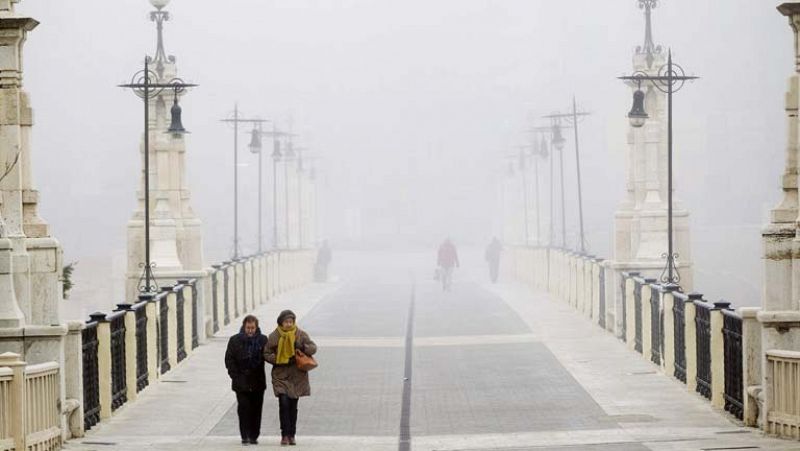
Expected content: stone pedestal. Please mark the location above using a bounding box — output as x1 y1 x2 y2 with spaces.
0 0 66 366
608 12 694 335
124 6 204 300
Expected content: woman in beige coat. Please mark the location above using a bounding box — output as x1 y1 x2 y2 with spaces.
264 310 317 446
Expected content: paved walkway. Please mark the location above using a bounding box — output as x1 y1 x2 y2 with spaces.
64 252 799 451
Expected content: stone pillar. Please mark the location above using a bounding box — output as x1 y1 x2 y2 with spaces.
0 351 26 451
93 313 112 420
125 0 205 301
740 307 762 427
63 321 84 438
0 1 66 370
756 4 800 435
710 302 729 409
642 283 653 361
626 277 636 349
608 2 694 331
119 305 138 403
143 294 158 383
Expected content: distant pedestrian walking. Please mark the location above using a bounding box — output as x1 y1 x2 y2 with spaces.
264 310 317 446
314 240 332 282
437 238 460 291
224 315 268 445
485 237 503 283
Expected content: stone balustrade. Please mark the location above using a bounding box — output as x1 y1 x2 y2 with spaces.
0 353 62 451
508 246 759 428
7 249 318 447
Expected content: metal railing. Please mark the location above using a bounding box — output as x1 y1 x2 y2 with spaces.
650 284 663 366
190 280 199 349
694 299 713 400
81 320 100 431
68 249 315 439
158 291 170 374
108 310 127 411
175 286 187 362
672 291 688 383
722 308 744 420
133 300 148 392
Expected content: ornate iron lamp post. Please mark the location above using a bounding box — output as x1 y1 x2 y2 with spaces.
619 50 698 285
119 57 196 293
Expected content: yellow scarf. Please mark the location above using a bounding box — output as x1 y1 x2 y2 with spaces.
275 325 298 364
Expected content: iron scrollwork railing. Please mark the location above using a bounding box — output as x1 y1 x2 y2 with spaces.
723 308 744 420
158 291 171 374
175 285 187 362
695 300 713 399
672 292 688 383
82 320 100 431
133 301 149 392
108 310 128 411
633 278 644 353
650 283 663 365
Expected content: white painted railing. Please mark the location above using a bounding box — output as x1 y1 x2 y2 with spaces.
0 366 13 451
766 350 800 438
25 362 61 450
0 354 61 451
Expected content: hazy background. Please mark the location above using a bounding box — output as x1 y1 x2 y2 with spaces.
21 0 788 310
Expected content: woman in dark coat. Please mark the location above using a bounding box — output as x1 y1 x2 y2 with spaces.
264 309 317 446
224 315 268 445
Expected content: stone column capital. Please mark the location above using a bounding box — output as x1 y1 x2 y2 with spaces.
779 3 800 72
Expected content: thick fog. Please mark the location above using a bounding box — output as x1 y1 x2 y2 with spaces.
22 0 788 308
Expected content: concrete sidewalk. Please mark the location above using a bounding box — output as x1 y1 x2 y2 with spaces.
481 282 797 451
64 275 799 451
65 281 344 451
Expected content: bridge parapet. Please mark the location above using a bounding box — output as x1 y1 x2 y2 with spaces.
21 249 317 444
509 246 755 427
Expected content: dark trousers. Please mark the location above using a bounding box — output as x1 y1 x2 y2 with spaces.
236 390 265 441
278 394 299 437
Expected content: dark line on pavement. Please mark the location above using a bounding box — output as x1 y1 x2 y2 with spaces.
399 281 416 451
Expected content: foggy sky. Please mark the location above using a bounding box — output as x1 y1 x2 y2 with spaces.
21 0 790 306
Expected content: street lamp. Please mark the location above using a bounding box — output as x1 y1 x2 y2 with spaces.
220 106 267 259
547 119 568 249
544 99 591 254
619 49 698 285
248 124 266 253
119 58 196 293
528 132 549 246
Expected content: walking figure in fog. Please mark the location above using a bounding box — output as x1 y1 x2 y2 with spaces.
314 240 332 282
485 237 503 283
224 315 268 445
264 310 317 446
437 238 460 291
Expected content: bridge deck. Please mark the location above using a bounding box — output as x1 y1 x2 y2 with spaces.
68 253 795 450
